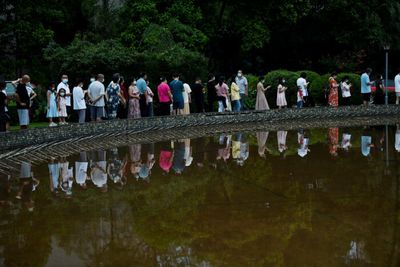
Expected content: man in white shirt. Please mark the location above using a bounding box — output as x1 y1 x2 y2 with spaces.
296 72 309 107
395 70 400 105
88 74 106 122
75 152 89 189
57 74 72 119
297 130 310 158
73 79 87 124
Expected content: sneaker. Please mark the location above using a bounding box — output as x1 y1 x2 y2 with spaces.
49 122 57 127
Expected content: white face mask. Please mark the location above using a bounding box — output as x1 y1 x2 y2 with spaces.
62 79 68 84
90 78 95 82
237 73 242 78
60 92 66 97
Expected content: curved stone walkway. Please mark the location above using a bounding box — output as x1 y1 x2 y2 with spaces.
1 105 400 174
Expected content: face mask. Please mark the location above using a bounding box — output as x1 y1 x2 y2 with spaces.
90 78 95 82
282 80 286 83
60 92 66 97
62 79 68 84
238 73 242 78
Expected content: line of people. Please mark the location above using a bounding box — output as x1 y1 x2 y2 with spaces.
2 69 400 130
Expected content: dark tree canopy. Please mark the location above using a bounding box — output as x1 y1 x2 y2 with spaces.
0 0 399 82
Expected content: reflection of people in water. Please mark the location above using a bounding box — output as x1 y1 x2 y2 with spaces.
277 131 288 154
346 241 368 264
256 131 269 158
159 142 174 174
395 125 400 152
129 144 142 179
172 141 186 174
341 132 352 152
232 133 249 166
75 152 89 189
184 139 194 167
17 161 39 212
217 135 231 162
297 130 310 158
361 128 374 157
48 158 60 193
328 128 339 157
90 150 108 192
60 157 73 197
108 148 126 187
138 144 155 182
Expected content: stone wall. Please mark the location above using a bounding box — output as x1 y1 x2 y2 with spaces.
1 105 400 151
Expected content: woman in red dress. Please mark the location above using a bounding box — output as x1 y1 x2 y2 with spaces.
328 72 339 107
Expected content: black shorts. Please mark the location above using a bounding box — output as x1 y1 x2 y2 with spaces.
362 93 371 102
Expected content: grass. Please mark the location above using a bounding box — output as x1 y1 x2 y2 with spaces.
9 122 50 132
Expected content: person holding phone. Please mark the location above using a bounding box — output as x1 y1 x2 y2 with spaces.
361 68 374 106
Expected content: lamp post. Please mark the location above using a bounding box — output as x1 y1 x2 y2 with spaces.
383 44 390 168
384 44 390 105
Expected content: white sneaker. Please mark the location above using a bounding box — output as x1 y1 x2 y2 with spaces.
49 122 57 127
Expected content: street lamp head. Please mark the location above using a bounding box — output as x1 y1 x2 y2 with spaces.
383 43 391 51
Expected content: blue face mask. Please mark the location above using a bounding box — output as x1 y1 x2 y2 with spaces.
62 79 68 84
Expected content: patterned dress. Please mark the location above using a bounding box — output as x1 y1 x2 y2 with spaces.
328 77 339 107
107 82 121 119
128 86 141 119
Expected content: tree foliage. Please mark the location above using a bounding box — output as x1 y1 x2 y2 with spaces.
0 0 399 82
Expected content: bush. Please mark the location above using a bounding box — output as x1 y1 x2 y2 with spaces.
244 74 259 109
264 70 298 108
309 74 330 105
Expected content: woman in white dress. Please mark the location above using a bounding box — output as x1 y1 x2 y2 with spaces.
276 78 288 109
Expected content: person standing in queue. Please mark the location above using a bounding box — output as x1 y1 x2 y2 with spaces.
340 76 352 106
207 74 216 112
157 77 173 116
373 74 385 105
361 68 374 107
328 72 339 107
297 72 309 107
88 74 106 122
57 74 72 121
146 80 154 117
136 72 148 117
236 70 248 110
395 69 400 105
73 79 87 124
46 81 59 127
170 74 184 115
276 77 288 109
15 75 31 129
0 81 7 132
192 78 205 113
230 75 241 112
128 79 141 119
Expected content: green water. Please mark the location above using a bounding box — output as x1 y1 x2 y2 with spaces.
1 126 400 267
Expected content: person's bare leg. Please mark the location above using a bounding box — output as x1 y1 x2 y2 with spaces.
396 96 399 105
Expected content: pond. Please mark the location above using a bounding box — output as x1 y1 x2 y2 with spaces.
1 125 400 267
